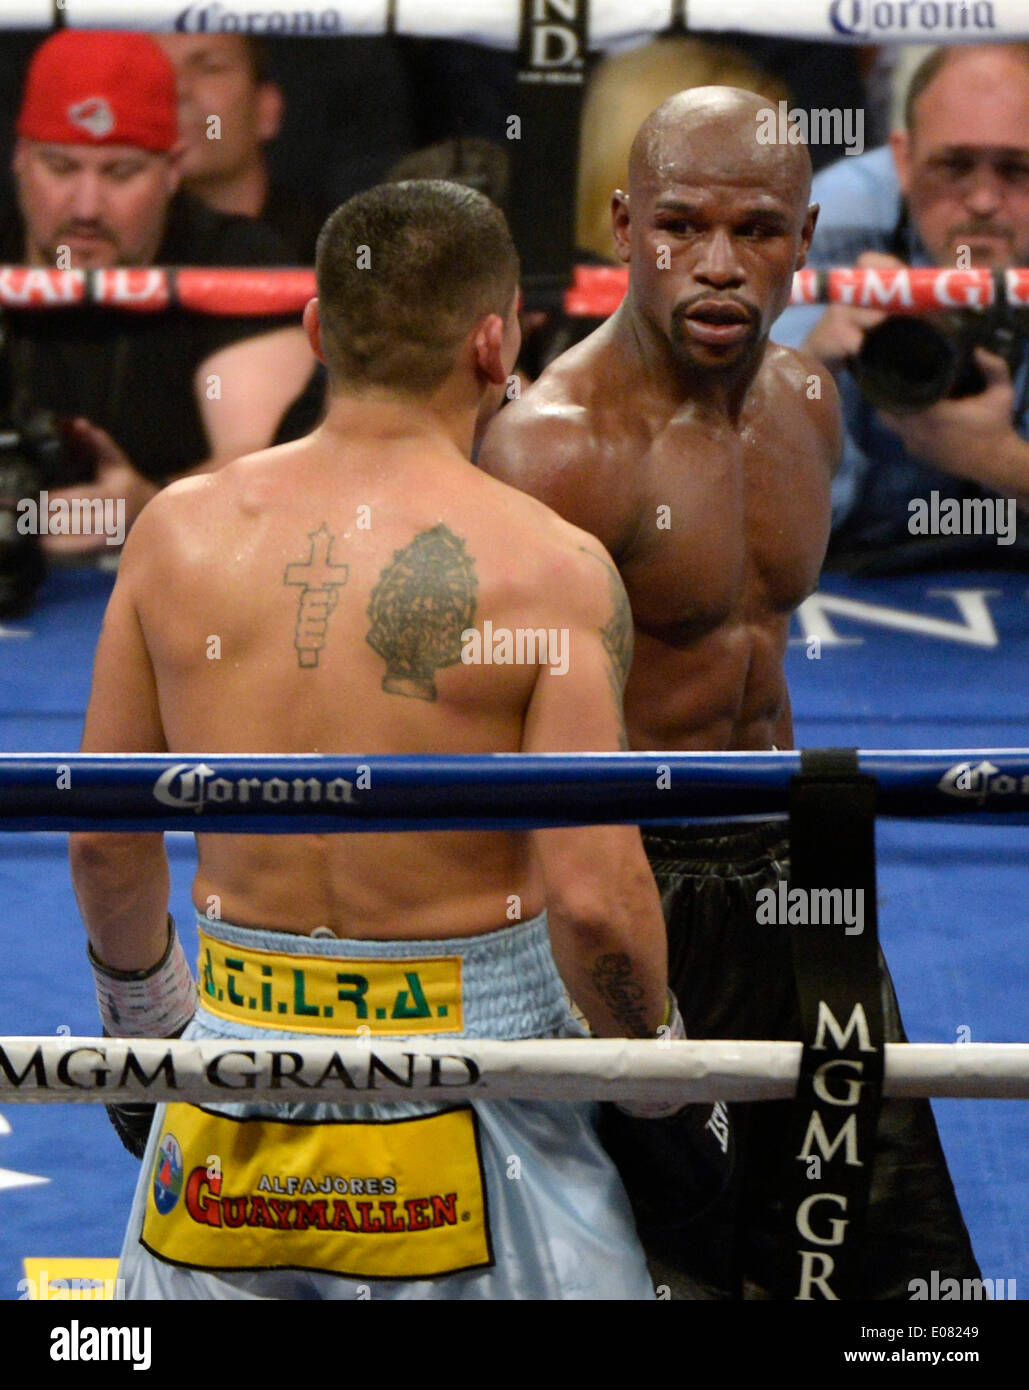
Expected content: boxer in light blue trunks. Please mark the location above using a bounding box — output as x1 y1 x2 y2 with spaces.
71 181 681 1301
120 913 654 1299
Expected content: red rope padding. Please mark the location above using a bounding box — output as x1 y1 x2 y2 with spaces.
0 267 316 315
794 267 1029 311
563 265 629 317
176 268 316 315
2 265 1029 317
569 266 1029 317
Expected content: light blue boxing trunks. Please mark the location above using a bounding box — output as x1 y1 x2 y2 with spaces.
118 910 656 1300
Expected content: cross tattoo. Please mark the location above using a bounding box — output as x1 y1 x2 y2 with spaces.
283 524 349 667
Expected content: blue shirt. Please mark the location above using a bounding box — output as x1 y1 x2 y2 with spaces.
773 147 1029 562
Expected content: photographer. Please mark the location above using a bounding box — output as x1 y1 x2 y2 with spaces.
774 44 1029 568
0 30 319 571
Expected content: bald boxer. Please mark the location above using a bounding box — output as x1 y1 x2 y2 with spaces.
70 180 669 1301
480 88 979 1298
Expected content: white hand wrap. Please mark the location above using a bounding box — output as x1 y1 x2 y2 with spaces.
616 990 688 1120
89 916 196 1038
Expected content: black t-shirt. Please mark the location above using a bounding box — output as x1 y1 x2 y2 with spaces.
262 182 333 265
0 191 314 482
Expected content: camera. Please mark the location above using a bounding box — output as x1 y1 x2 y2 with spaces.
0 315 96 617
0 431 47 617
849 303 1029 415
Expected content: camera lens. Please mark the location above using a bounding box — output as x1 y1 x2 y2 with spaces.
852 317 961 414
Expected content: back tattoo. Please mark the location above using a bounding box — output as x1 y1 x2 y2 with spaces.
366 524 478 701
284 523 350 668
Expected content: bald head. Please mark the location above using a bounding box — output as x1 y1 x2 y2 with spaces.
629 87 812 212
611 85 818 379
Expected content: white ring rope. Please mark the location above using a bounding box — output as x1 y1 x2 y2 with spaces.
2 0 1024 47
1 1038 1026 1104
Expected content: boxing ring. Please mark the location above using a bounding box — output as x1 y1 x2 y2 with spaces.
0 0 1027 1310
2 754 1029 1117
1 605 1027 1299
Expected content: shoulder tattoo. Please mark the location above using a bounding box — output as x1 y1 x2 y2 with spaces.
366 524 477 701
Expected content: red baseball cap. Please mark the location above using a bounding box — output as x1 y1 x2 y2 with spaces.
16 30 178 153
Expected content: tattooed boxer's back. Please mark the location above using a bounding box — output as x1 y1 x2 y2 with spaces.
73 181 667 1046
99 417 627 940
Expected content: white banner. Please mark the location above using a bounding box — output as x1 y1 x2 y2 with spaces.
3 1 1024 44
687 0 1026 43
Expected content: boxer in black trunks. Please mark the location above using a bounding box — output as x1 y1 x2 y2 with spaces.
480 86 980 1299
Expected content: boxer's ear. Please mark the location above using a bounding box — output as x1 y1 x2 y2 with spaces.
611 190 631 265
303 298 326 364
796 202 819 269
472 313 508 385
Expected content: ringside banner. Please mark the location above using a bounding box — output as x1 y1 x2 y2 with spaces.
3 1 1025 44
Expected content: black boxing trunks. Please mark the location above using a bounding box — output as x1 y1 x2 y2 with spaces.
624 819 980 1300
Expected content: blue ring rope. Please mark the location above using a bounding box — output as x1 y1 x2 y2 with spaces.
0 750 1027 831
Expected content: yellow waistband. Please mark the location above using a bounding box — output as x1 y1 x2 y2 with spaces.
196 928 464 1036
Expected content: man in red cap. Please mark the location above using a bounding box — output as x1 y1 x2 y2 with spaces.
3 30 320 558
14 30 182 269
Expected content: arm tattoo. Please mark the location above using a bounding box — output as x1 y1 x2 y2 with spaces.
589 952 653 1038
601 570 634 690
366 524 477 701
579 546 634 688
579 547 634 748
283 523 349 668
